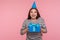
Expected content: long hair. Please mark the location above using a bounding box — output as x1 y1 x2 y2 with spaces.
27 8 41 19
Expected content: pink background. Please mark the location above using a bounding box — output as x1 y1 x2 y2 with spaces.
0 0 60 40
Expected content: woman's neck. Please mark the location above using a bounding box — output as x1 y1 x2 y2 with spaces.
31 18 37 22
31 18 36 20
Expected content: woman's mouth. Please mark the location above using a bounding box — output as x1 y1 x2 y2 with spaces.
32 15 36 17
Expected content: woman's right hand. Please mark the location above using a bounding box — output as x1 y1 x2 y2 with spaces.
22 27 28 34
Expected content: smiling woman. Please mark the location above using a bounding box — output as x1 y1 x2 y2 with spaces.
20 1 47 40
27 8 40 19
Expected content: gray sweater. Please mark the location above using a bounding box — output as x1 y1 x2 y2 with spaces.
20 17 47 40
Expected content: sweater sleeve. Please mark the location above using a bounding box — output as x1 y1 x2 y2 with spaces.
20 19 27 35
39 17 47 33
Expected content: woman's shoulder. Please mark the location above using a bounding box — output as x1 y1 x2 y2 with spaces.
38 17 44 20
23 19 29 23
37 17 45 23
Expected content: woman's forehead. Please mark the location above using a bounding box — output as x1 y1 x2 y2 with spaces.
31 9 37 11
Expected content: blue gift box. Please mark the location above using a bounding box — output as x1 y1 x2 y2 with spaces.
28 22 41 32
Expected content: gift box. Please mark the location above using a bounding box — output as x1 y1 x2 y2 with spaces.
28 22 41 32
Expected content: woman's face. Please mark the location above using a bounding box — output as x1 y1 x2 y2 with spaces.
30 9 37 19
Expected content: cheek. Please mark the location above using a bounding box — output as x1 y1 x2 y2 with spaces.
30 13 33 16
34 13 37 16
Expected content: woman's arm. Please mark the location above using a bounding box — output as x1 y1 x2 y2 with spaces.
20 20 28 35
40 18 47 33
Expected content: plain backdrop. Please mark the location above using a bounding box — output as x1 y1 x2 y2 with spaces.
0 0 60 40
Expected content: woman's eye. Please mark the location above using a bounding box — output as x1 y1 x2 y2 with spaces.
30 11 33 13
34 11 37 13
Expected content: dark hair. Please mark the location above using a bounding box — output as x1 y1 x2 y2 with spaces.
27 8 41 19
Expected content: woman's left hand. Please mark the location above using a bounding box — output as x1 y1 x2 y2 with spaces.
41 28 47 33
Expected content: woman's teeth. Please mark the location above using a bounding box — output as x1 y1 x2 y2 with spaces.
32 15 35 17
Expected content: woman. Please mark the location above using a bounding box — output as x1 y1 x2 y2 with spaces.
20 8 47 40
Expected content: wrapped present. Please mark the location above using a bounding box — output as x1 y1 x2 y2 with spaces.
28 22 41 32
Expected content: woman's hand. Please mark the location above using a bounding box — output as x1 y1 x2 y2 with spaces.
41 28 47 33
22 27 28 34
